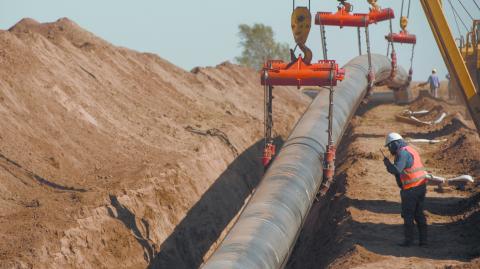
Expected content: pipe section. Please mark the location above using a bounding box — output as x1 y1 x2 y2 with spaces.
202 54 408 269
427 174 475 185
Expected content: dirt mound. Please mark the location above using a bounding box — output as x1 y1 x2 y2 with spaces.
408 95 470 119
408 95 447 112
0 18 310 268
404 115 474 140
435 131 480 177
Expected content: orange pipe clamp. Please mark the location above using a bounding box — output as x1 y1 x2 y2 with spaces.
261 56 345 88
315 7 394 28
385 31 417 44
368 8 395 24
315 7 369 27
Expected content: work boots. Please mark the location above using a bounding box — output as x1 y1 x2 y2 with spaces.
399 223 414 247
418 224 428 247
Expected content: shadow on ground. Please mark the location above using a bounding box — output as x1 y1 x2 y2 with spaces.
348 210 480 261
349 193 480 216
286 126 353 269
147 137 284 269
329 194 480 263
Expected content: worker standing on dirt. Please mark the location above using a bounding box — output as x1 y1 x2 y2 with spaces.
445 73 457 101
383 133 428 247
427 69 440 98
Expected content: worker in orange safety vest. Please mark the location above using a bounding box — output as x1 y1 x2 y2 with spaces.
383 132 428 247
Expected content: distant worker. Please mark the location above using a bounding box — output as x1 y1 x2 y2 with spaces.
425 69 440 98
383 133 428 247
445 73 456 101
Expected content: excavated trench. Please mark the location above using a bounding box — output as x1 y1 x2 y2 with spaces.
286 90 480 268
202 55 410 268
203 70 480 268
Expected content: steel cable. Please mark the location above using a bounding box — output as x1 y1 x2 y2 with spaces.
448 0 470 32
474 0 480 12
457 0 474 20
407 0 412 18
448 0 464 38
400 0 405 19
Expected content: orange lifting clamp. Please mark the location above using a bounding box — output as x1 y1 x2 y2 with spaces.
260 0 346 170
368 8 395 24
315 6 369 28
385 3 416 82
315 3 394 27
260 57 345 169
316 0 394 103
386 14 416 45
261 56 345 89
385 31 416 44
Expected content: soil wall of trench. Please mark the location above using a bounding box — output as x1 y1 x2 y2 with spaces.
0 18 311 268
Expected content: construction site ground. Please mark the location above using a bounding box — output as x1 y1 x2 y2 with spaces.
1 18 480 269
287 85 480 269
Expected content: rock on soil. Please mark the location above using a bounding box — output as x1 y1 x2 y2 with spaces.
0 18 310 268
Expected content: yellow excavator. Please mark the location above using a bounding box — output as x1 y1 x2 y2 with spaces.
293 0 480 133
459 20 480 88
420 0 480 133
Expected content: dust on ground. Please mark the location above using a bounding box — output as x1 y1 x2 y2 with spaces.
0 18 311 268
287 84 480 269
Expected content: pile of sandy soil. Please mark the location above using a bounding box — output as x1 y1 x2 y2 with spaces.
0 18 310 268
287 91 480 268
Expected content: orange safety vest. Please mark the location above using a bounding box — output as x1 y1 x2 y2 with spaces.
399 146 427 190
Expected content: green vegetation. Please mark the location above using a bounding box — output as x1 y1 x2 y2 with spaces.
235 23 290 70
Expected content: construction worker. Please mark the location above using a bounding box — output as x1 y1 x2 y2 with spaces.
383 133 428 247
445 73 457 101
427 68 440 98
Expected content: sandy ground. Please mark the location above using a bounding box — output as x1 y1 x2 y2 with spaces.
2 17 479 269
0 18 311 268
287 85 480 269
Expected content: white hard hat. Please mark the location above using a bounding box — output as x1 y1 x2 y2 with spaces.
432 68 437 73
385 132 403 146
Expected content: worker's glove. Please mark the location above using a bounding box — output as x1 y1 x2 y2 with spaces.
383 157 391 167
383 157 397 174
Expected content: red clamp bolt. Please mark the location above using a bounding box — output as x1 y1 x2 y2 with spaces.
262 143 276 168
319 144 336 196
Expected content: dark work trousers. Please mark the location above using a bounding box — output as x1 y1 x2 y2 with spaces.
400 183 427 243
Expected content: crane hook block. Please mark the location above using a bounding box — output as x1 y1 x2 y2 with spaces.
261 56 345 88
385 31 417 44
315 6 394 28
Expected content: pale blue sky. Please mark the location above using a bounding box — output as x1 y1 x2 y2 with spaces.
1 0 479 80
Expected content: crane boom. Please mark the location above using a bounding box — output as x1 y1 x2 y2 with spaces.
420 0 480 133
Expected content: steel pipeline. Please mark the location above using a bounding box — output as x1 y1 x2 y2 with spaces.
202 54 409 269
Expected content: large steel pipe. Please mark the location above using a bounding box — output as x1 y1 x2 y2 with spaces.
202 54 408 269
